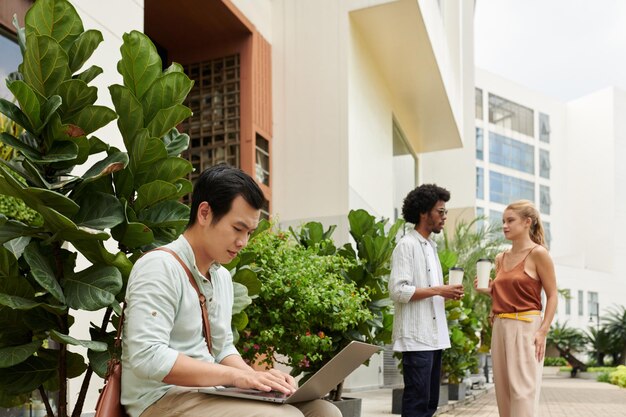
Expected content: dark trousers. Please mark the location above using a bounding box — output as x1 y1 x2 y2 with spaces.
401 350 442 417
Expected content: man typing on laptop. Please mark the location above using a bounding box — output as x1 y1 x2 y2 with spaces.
121 165 341 417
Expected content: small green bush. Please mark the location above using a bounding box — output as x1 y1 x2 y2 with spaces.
608 365 626 388
544 356 568 366
588 366 617 373
597 372 611 383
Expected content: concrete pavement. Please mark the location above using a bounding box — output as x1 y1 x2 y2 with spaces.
352 374 626 417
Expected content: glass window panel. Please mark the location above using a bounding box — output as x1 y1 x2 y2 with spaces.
489 171 535 204
475 88 483 120
488 93 534 137
540 185 551 215
544 220 551 248
540 149 550 179
489 132 535 174
588 291 599 317
539 112 550 143
476 167 484 200
476 127 484 160
255 134 270 186
578 290 584 316
489 210 503 226
563 289 571 315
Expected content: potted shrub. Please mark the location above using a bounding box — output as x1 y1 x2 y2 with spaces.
231 210 403 417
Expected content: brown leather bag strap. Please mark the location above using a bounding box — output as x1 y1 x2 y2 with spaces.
154 247 213 356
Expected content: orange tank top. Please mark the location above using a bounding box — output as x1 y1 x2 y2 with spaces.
491 246 542 314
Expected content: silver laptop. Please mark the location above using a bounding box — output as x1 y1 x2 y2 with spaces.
200 341 381 404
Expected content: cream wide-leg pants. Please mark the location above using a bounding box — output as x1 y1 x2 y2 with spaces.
491 315 544 417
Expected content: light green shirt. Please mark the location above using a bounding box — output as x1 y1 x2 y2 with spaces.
121 235 239 417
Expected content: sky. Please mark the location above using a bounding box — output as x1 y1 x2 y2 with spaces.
474 0 626 101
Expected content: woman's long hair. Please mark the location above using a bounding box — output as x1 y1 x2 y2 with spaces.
505 200 545 246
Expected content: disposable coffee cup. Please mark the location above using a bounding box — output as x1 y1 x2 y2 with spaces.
449 267 464 286
476 258 492 289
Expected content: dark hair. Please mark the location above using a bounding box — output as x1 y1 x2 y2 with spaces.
401 184 450 225
187 164 266 227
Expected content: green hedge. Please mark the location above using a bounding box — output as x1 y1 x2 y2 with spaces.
544 356 568 366
609 365 626 388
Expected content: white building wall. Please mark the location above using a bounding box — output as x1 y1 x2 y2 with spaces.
347 22 394 220
270 0 350 235
563 90 615 272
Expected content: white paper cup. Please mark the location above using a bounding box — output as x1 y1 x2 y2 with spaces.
449 267 464 286
476 259 492 289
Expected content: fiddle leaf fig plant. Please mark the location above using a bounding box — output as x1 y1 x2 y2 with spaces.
0 1 195 416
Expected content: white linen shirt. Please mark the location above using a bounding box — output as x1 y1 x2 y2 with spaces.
121 235 239 417
388 229 450 351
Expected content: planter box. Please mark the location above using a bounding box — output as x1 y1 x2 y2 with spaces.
391 387 403 414
438 384 448 406
331 397 362 417
448 383 466 401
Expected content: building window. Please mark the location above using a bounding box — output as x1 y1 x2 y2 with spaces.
588 291 599 318
476 167 484 200
476 127 484 160
475 88 483 120
488 93 534 137
489 132 535 174
540 149 550 179
540 185 551 215
255 133 270 186
0 33 22 100
489 210 503 226
543 221 552 248
489 171 535 204
539 112 550 143
578 290 584 316
181 55 241 185
563 289 571 315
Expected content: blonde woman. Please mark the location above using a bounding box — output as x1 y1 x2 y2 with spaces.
474 200 557 417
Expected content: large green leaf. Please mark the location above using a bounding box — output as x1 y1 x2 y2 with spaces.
146 157 193 185
56 79 98 122
23 35 71 97
129 130 167 184
72 241 132 280
87 348 110 378
6 80 42 131
0 165 79 217
141 72 194 124
49 329 107 351
232 282 252 315
109 84 144 144
36 140 78 163
348 209 375 241
0 340 42 368
135 180 178 212
25 0 83 52
74 65 102 84
74 192 125 229
110 221 154 249
0 354 57 395
0 245 19 283
56 225 110 242
0 294 43 310
23 241 65 304
118 31 162 99
162 127 190 157
0 99 36 134
68 29 103 72
2 236 31 259
0 215 43 244
81 150 128 183
63 264 122 311
233 266 262 296
138 200 189 229
72 105 117 135
146 104 192 138
231 311 249 331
